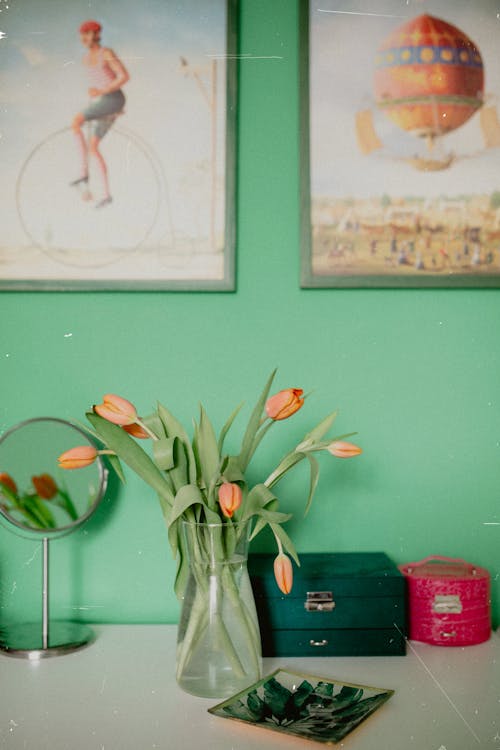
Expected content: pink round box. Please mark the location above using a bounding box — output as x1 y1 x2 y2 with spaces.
399 555 491 646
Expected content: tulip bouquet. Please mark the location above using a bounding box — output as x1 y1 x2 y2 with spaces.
0 471 79 530
58 371 361 696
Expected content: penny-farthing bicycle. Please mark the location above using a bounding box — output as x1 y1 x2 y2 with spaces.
16 123 173 269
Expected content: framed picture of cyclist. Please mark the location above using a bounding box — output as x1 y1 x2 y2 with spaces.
0 0 237 290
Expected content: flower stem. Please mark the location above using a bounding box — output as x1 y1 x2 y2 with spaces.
135 418 159 441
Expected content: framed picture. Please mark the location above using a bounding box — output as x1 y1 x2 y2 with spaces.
300 0 500 288
1 0 237 291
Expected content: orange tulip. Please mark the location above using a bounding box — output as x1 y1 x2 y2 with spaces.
94 393 138 426
32 473 58 499
273 553 293 594
58 445 98 470
218 482 242 518
0 472 18 495
265 388 304 421
327 441 362 458
123 422 150 439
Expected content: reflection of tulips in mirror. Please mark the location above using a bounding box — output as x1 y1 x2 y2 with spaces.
0 470 80 529
32 473 58 499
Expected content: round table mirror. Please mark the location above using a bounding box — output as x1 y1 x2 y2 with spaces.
0 417 108 658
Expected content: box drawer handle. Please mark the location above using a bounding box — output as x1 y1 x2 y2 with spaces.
309 639 329 647
440 631 457 638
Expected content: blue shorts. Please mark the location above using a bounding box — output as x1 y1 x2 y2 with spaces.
82 90 125 139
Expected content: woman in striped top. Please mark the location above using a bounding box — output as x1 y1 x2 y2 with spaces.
71 20 130 208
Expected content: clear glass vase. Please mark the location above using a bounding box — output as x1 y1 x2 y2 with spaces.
176 521 262 698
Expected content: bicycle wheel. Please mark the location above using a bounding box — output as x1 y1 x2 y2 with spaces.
16 126 163 269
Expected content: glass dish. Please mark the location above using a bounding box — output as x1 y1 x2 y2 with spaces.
208 667 394 745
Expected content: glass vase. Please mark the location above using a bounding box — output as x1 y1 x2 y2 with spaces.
176 520 262 698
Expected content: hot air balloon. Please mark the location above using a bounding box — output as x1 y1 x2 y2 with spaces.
356 14 500 170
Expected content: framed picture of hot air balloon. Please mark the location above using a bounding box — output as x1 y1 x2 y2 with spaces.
0 0 237 291
300 0 500 288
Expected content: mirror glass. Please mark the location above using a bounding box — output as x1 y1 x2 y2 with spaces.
0 417 106 536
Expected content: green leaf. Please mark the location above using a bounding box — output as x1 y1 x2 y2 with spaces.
259 509 292 524
218 402 244 454
239 369 277 471
23 496 56 528
142 412 167 439
167 484 219 529
270 522 300 565
172 522 190 599
157 403 197 485
153 437 178 471
18 502 47 529
106 453 126 484
0 483 18 504
221 455 245 484
242 483 276 517
247 509 291 541
86 412 174 507
156 491 171 522
303 454 320 516
196 405 221 499
304 410 338 443
264 451 305 488
55 488 79 521
168 516 180 558
191 418 202 485
248 515 267 541
170 440 190 493
248 419 274 461
223 521 237 558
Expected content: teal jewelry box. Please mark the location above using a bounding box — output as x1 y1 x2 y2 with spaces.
248 552 407 657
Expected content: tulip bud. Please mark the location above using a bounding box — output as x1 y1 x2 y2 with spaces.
94 393 138 426
0 472 18 496
274 553 293 594
327 441 362 458
123 422 150 439
265 388 304 421
218 482 242 518
58 445 98 469
32 473 58 499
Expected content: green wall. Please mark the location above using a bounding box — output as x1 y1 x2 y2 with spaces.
1 0 499 629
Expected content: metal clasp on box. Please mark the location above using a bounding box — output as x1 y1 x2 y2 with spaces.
432 595 462 614
305 591 335 612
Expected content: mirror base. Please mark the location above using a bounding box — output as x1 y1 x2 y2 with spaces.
0 621 95 658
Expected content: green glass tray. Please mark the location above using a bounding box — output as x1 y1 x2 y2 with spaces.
208 668 394 745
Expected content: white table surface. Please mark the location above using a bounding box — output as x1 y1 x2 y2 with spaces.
0 624 498 750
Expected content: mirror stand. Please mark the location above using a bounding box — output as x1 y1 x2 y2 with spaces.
0 416 107 658
0 537 94 659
